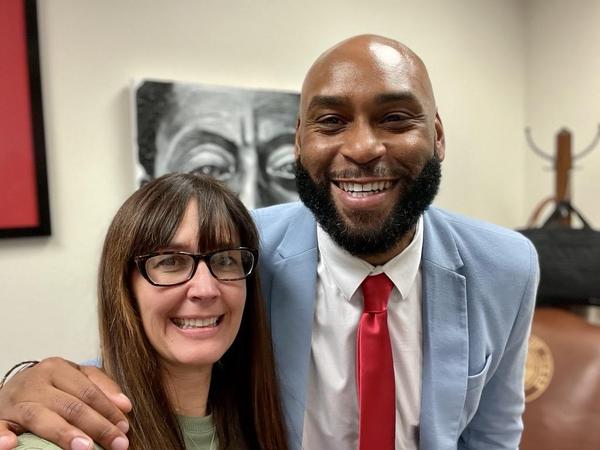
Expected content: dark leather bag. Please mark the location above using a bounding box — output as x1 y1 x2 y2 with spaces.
518 203 600 305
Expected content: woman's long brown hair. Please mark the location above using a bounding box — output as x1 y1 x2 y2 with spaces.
98 173 288 449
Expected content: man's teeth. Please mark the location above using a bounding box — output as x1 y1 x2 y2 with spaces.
338 180 393 197
172 317 219 329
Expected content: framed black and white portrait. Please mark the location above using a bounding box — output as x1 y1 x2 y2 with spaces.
133 80 300 209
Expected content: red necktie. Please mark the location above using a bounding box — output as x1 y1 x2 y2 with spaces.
357 273 395 449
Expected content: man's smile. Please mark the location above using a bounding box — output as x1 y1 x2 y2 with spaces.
334 179 395 197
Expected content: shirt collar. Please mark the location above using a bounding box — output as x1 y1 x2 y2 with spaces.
317 216 423 302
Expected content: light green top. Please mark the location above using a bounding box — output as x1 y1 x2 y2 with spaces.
15 414 217 450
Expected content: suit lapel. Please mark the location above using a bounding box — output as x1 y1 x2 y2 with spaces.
419 209 469 449
269 207 319 447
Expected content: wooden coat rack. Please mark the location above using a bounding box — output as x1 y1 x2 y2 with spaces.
525 124 600 228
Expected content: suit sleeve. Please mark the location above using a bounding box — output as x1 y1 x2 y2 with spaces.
458 240 539 449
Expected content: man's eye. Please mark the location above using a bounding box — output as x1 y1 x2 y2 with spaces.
317 115 344 125
382 113 408 123
313 115 347 134
381 113 419 132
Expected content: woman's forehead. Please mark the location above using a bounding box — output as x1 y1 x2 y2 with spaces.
168 201 241 250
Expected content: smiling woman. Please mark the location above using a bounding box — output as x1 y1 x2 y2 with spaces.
16 173 289 450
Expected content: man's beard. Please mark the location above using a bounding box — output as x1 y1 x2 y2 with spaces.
295 153 442 257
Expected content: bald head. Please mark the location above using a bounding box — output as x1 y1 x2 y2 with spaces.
300 34 437 119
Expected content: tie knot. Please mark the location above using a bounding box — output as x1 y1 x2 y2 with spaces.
361 273 393 313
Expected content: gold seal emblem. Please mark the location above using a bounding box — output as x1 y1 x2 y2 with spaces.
524 334 554 402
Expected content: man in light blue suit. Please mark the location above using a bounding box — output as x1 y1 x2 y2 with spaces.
251 34 538 449
0 35 537 450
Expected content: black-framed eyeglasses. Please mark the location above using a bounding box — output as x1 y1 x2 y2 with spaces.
134 247 258 287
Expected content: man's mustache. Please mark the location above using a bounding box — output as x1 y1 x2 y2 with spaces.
328 164 413 181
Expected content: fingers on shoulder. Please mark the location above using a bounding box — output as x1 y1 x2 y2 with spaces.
0 422 18 450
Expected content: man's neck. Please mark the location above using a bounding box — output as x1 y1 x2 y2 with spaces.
358 226 417 266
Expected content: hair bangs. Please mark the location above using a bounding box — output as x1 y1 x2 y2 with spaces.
130 183 194 257
194 191 242 252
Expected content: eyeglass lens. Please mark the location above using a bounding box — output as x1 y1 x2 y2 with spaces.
145 249 254 285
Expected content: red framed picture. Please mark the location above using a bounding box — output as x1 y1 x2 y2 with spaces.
0 0 50 238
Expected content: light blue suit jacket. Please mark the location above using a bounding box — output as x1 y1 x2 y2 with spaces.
252 202 538 450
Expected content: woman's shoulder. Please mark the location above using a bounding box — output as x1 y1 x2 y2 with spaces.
15 433 104 450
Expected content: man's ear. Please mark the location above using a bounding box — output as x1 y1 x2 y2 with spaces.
295 117 302 159
434 111 446 161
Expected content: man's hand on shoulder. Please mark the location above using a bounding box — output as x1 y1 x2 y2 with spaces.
0 357 132 450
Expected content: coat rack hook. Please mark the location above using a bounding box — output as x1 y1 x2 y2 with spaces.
573 123 600 160
525 127 553 161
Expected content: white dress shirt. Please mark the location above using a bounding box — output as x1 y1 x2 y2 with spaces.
302 218 424 450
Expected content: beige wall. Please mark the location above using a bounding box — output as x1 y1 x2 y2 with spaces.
0 0 595 370
524 0 600 227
